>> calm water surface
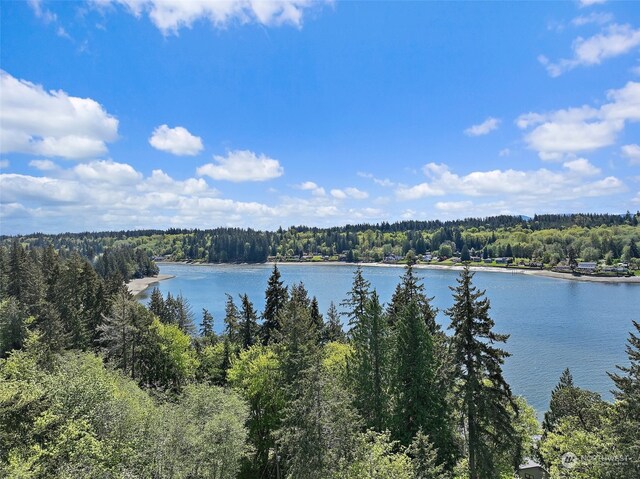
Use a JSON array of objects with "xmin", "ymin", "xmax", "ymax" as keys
[{"xmin": 140, "ymin": 262, "xmax": 639, "ymax": 415}]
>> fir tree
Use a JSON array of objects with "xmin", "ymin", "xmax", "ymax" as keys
[
  {"xmin": 341, "ymin": 266, "xmax": 371, "ymax": 329},
  {"xmin": 309, "ymin": 296, "xmax": 324, "ymax": 334},
  {"xmin": 261, "ymin": 264, "xmax": 288, "ymax": 345},
  {"xmin": 446, "ymin": 266, "xmax": 518, "ymax": 479},
  {"xmin": 200, "ymin": 308, "xmax": 215, "ymax": 341},
  {"xmin": 239, "ymin": 294, "xmax": 258, "ymax": 349},
  {"xmin": 148, "ymin": 287, "xmax": 165, "ymax": 319},
  {"xmin": 348, "ymin": 290, "xmax": 390, "ymax": 431},
  {"xmin": 406, "ymin": 429, "xmax": 449, "ymax": 479},
  {"xmin": 608, "ymin": 320, "xmax": 640, "ymax": 477},
  {"xmin": 322, "ymin": 301, "xmax": 345, "ymax": 343},
  {"xmin": 224, "ymin": 293, "xmax": 241, "ymax": 344}
]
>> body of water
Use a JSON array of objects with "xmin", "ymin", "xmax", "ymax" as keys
[{"xmin": 140, "ymin": 262, "xmax": 639, "ymax": 415}]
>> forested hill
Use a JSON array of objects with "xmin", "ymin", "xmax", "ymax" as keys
[{"xmin": 2, "ymin": 212, "xmax": 639, "ymax": 265}]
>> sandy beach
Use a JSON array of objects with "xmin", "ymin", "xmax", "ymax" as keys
[{"xmin": 127, "ymin": 274, "xmax": 175, "ymax": 296}]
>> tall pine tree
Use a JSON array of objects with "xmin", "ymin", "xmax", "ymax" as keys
[
  {"xmin": 446, "ymin": 266, "xmax": 518, "ymax": 479},
  {"xmin": 608, "ymin": 320, "xmax": 640, "ymax": 477},
  {"xmin": 239, "ymin": 294, "xmax": 258, "ymax": 350},
  {"xmin": 261, "ymin": 264, "xmax": 288, "ymax": 345}
]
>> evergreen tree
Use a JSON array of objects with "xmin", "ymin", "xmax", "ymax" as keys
[
  {"xmin": 0, "ymin": 298, "xmax": 27, "ymax": 357},
  {"xmin": 175, "ymin": 293, "xmax": 196, "ymax": 336},
  {"xmin": 148, "ymin": 287, "xmax": 165, "ymax": 319},
  {"xmin": 543, "ymin": 368, "xmax": 607, "ymax": 434},
  {"xmin": 461, "ymin": 245, "xmax": 470, "ymax": 262},
  {"xmin": 387, "ymin": 264, "xmax": 438, "ymax": 333},
  {"xmin": 278, "ymin": 357, "xmax": 360, "ymax": 479},
  {"xmin": 309, "ymin": 296, "xmax": 324, "ymax": 334},
  {"xmin": 239, "ymin": 294, "xmax": 259, "ymax": 349},
  {"xmin": 629, "ymin": 238, "xmax": 639, "ymax": 259},
  {"xmin": 201, "ymin": 308, "xmax": 215, "ymax": 340},
  {"xmin": 261, "ymin": 264, "xmax": 288, "ymax": 345},
  {"xmin": 608, "ymin": 320, "xmax": 640, "ymax": 477},
  {"xmin": 348, "ymin": 290, "xmax": 390, "ymax": 431},
  {"xmin": 406, "ymin": 430, "xmax": 449, "ymax": 479},
  {"xmin": 504, "ymin": 243, "xmax": 513, "ymax": 258},
  {"xmin": 322, "ymin": 301, "xmax": 345, "ymax": 343},
  {"xmin": 446, "ymin": 266, "xmax": 518, "ymax": 479},
  {"xmin": 341, "ymin": 266, "xmax": 371, "ymax": 329},
  {"xmin": 224, "ymin": 293, "xmax": 241, "ymax": 344}
]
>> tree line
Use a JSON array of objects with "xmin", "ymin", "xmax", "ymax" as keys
[
  {"xmin": 1, "ymin": 244, "xmax": 639, "ymax": 478},
  {"xmin": 3, "ymin": 212, "xmax": 639, "ymax": 267}
]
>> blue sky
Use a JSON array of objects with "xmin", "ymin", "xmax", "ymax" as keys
[{"xmin": 1, "ymin": 0, "xmax": 639, "ymax": 234}]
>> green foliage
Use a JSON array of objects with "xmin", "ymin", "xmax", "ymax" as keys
[
  {"xmin": 337, "ymin": 430, "xmax": 414, "ymax": 479},
  {"xmin": 261, "ymin": 265, "xmax": 287, "ymax": 345},
  {"xmin": 447, "ymin": 266, "xmax": 518, "ymax": 479},
  {"xmin": 228, "ymin": 345, "xmax": 284, "ymax": 477},
  {"xmin": 348, "ymin": 290, "xmax": 391, "ymax": 431}
]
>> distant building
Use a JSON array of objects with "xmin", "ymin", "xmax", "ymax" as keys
[
  {"xmin": 576, "ymin": 261, "xmax": 597, "ymax": 273},
  {"xmin": 517, "ymin": 458, "xmax": 549, "ymax": 479}
]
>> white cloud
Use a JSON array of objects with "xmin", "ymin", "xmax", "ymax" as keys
[
  {"xmin": 29, "ymin": 159, "xmax": 58, "ymax": 171},
  {"xmin": 357, "ymin": 172, "xmax": 396, "ymax": 187},
  {"xmin": 95, "ymin": 0, "xmax": 327, "ymax": 35},
  {"xmin": 541, "ymin": 24, "xmax": 640, "ymax": 76},
  {"xmin": 633, "ymin": 192, "xmax": 640, "ymax": 204},
  {"xmin": 330, "ymin": 187, "xmax": 369, "ymax": 200},
  {"xmin": 197, "ymin": 150, "xmax": 284, "ymax": 182},
  {"xmin": 621, "ymin": 144, "xmax": 640, "ymax": 165},
  {"xmin": 74, "ymin": 160, "xmax": 142, "ymax": 185},
  {"xmin": 0, "ymin": 160, "xmax": 9, "ymax": 169},
  {"xmin": 499, "ymin": 148, "xmax": 511, "ymax": 157},
  {"xmin": 297, "ymin": 181, "xmax": 326, "ymax": 196},
  {"xmin": 572, "ymin": 12, "xmax": 613, "ymax": 27},
  {"xmin": 435, "ymin": 201, "xmax": 473, "ymax": 212},
  {"xmin": 396, "ymin": 162, "xmax": 624, "ymax": 201},
  {"xmin": 578, "ymin": 0, "xmax": 607, "ymax": 7},
  {"xmin": 464, "ymin": 117, "xmax": 500, "ymax": 136},
  {"xmin": 0, "ymin": 70, "xmax": 118, "ymax": 159},
  {"xmin": 562, "ymin": 158, "xmax": 601, "ymax": 175},
  {"xmin": 149, "ymin": 124, "xmax": 203, "ymax": 156},
  {"xmin": 517, "ymin": 81, "xmax": 640, "ymax": 159}
]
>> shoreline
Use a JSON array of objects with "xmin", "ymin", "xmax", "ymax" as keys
[
  {"xmin": 127, "ymin": 274, "xmax": 175, "ymax": 296},
  {"xmin": 157, "ymin": 260, "xmax": 640, "ymax": 284},
  {"xmin": 274, "ymin": 262, "xmax": 640, "ymax": 283}
]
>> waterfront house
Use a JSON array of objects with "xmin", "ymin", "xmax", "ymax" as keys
[
  {"xmin": 517, "ymin": 459, "xmax": 549, "ymax": 479},
  {"xmin": 576, "ymin": 262, "xmax": 597, "ymax": 273}
]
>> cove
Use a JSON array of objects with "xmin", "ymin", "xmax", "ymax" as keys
[{"xmin": 139, "ymin": 262, "xmax": 639, "ymax": 415}]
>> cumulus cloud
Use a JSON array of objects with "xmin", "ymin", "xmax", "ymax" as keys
[
  {"xmin": 29, "ymin": 159, "xmax": 58, "ymax": 171},
  {"xmin": 540, "ymin": 24, "xmax": 640, "ymax": 76},
  {"xmin": 197, "ymin": 150, "xmax": 284, "ymax": 182},
  {"xmin": 297, "ymin": 181, "xmax": 326, "ymax": 196},
  {"xmin": 0, "ymin": 71, "xmax": 118, "ymax": 159},
  {"xmin": 464, "ymin": 117, "xmax": 500, "ymax": 136},
  {"xmin": 149, "ymin": 125, "xmax": 203, "ymax": 156},
  {"xmin": 330, "ymin": 187, "xmax": 369, "ymax": 200},
  {"xmin": 0, "ymin": 160, "xmax": 285, "ymax": 232},
  {"xmin": 396, "ymin": 162, "xmax": 623, "ymax": 201},
  {"xmin": 621, "ymin": 144, "xmax": 640, "ymax": 165},
  {"xmin": 517, "ymin": 81, "xmax": 640, "ymax": 159},
  {"xmin": 562, "ymin": 158, "xmax": 601, "ymax": 175},
  {"xmin": 74, "ymin": 160, "xmax": 142, "ymax": 185},
  {"xmin": 94, "ymin": 0, "xmax": 327, "ymax": 35}
]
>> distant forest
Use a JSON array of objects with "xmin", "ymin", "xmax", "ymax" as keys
[
  {"xmin": 3, "ymin": 213, "xmax": 639, "ymax": 267},
  {"xmin": 1, "ymin": 239, "xmax": 639, "ymax": 478}
]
